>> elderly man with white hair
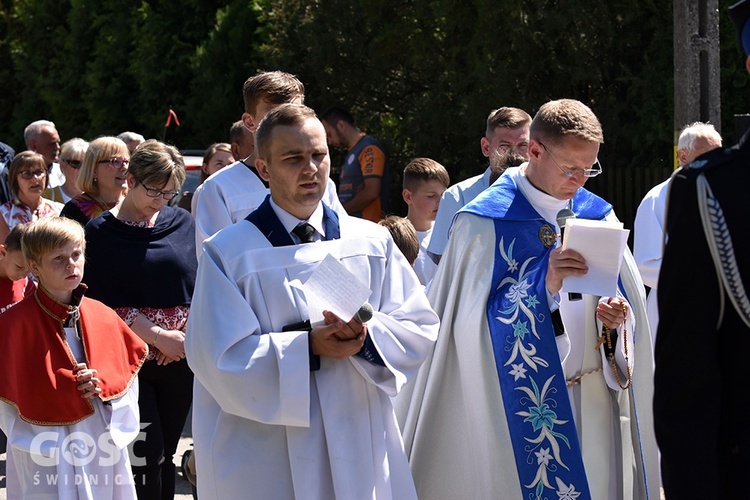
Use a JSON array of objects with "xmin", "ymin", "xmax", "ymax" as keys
[
  {"xmin": 24, "ymin": 119, "xmax": 65, "ymax": 189},
  {"xmin": 633, "ymin": 121, "xmax": 722, "ymax": 346}
]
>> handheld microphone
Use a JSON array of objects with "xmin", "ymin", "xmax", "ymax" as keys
[
  {"xmin": 335, "ymin": 303, "xmax": 374, "ymax": 343},
  {"xmin": 556, "ymin": 209, "xmax": 582, "ymax": 301},
  {"xmin": 353, "ymin": 302, "xmax": 374, "ymax": 324},
  {"xmin": 282, "ymin": 303, "xmax": 373, "ymax": 333}
]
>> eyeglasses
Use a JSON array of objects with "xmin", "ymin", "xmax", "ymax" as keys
[
  {"xmin": 539, "ymin": 141, "xmax": 602, "ymax": 179},
  {"xmin": 98, "ymin": 157, "xmax": 129, "ymax": 169},
  {"xmin": 62, "ymin": 158, "xmax": 82, "ymax": 169},
  {"xmin": 18, "ymin": 169, "xmax": 46, "ymax": 180},
  {"xmin": 136, "ymin": 178, "xmax": 179, "ymax": 201}
]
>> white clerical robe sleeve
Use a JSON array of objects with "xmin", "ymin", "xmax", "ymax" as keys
[
  {"xmin": 597, "ymin": 297, "xmax": 636, "ymax": 391},
  {"xmin": 186, "ymin": 243, "xmax": 311, "ymax": 427},
  {"xmin": 194, "ymin": 179, "xmax": 234, "ymax": 259},
  {"xmin": 348, "ymin": 237, "xmax": 439, "ymax": 397},
  {"xmin": 633, "ymin": 190, "xmax": 665, "ymax": 289}
]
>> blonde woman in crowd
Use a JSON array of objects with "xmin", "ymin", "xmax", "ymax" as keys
[{"xmin": 61, "ymin": 136, "xmax": 129, "ymax": 226}]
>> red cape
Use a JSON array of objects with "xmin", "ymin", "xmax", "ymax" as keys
[{"xmin": 0, "ymin": 285, "xmax": 148, "ymax": 425}]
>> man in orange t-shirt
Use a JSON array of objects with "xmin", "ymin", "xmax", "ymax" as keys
[{"xmin": 320, "ymin": 107, "xmax": 389, "ymax": 222}]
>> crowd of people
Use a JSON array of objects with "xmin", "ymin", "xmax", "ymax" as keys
[{"xmin": 0, "ymin": 2, "xmax": 749, "ymax": 499}]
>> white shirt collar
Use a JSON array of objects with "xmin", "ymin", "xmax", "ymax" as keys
[{"xmin": 268, "ymin": 197, "xmax": 326, "ymax": 242}]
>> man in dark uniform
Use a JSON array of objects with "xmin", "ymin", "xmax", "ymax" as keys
[{"xmin": 654, "ymin": 1, "xmax": 750, "ymax": 496}]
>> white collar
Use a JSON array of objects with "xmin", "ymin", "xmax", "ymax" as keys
[
  {"xmin": 269, "ymin": 198, "xmax": 326, "ymax": 241},
  {"xmin": 510, "ymin": 165, "xmax": 569, "ymax": 230}
]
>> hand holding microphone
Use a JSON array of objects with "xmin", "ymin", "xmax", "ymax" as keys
[{"xmin": 325, "ymin": 303, "xmax": 373, "ymax": 341}]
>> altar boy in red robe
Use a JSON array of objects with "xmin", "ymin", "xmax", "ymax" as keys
[{"xmin": 0, "ymin": 216, "xmax": 148, "ymax": 500}]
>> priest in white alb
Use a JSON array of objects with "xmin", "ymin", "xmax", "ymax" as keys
[{"xmin": 186, "ymin": 104, "xmax": 438, "ymax": 499}]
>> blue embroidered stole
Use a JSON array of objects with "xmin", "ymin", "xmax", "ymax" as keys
[
  {"xmin": 245, "ymin": 195, "xmax": 341, "ymax": 246},
  {"xmin": 461, "ymin": 174, "xmax": 611, "ymax": 499}
]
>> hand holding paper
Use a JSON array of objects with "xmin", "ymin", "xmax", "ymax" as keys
[
  {"xmin": 290, "ymin": 253, "xmax": 372, "ymax": 326},
  {"xmin": 560, "ymin": 218, "xmax": 630, "ymax": 297}
]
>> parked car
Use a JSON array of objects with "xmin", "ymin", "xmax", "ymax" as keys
[{"xmin": 173, "ymin": 150, "xmax": 204, "ymax": 208}]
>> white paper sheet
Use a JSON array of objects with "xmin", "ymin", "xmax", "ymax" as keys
[
  {"xmin": 561, "ymin": 218, "xmax": 630, "ymax": 297},
  {"xmin": 289, "ymin": 253, "xmax": 372, "ymax": 326}
]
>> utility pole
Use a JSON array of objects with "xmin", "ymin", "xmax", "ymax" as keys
[{"xmin": 674, "ymin": 0, "xmax": 721, "ymax": 167}]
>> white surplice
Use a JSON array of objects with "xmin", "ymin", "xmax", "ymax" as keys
[
  {"xmin": 399, "ymin": 166, "xmax": 659, "ymax": 500},
  {"xmin": 185, "ymin": 212, "xmax": 438, "ymax": 500},
  {"xmin": 194, "ymin": 161, "xmax": 346, "ymax": 258}
]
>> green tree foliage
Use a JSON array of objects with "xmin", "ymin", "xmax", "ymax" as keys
[
  {"xmin": 2, "ymin": 0, "xmax": 259, "ymax": 151},
  {"xmin": 0, "ymin": 0, "xmax": 18, "ymax": 143},
  {"xmin": 186, "ymin": 0, "xmax": 264, "ymax": 148},
  {"xmin": 0, "ymin": 0, "xmax": 741, "ymax": 223},
  {"xmin": 78, "ymin": 0, "xmax": 141, "ymax": 139},
  {"xmin": 259, "ymin": 0, "xmax": 673, "ymax": 214},
  {"xmin": 7, "ymin": 0, "xmax": 74, "ymax": 147},
  {"xmin": 720, "ymin": 0, "xmax": 750, "ymax": 144}
]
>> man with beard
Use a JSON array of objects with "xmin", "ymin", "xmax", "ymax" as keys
[
  {"xmin": 427, "ymin": 106, "xmax": 531, "ymax": 263},
  {"xmin": 320, "ymin": 107, "xmax": 390, "ymax": 222}
]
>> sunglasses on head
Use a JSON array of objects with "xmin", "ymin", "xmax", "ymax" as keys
[{"xmin": 62, "ymin": 158, "xmax": 82, "ymax": 169}]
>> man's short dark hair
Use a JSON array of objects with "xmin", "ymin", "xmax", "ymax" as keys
[
  {"xmin": 256, "ymin": 104, "xmax": 318, "ymax": 160},
  {"xmin": 230, "ymin": 120, "xmax": 248, "ymax": 144},
  {"xmin": 319, "ymin": 107, "xmax": 356, "ymax": 127},
  {"xmin": 242, "ymin": 71, "xmax": 305, "ymax": 116},
  {"xmin": 486, "ymin": 107, "xmax": 532, "ymax": 136}
]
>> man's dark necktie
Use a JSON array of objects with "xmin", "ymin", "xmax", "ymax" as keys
[{"xmin": 292, "ymin": 222, "xmax": 315, "ymax": 243}]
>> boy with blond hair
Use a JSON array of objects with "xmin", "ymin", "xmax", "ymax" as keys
[
  {"xmin": 0, "ymin": 217, "xmax": 148, "ymax": 499},
  {"xmin": 402, "ymin": 158, "xmax": 449, "ymax": 285}
]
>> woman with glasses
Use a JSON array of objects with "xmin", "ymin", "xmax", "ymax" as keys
[
  {"xmin": 44, "ymin": 138, "xmax": 88, "ymax": 204},
  {"xmin": 83, "ymin": 139, "xmax": 197, "ymax": 500},
  {"xmin": 61, "ymin": 136, "xmax": 129, "ymax": 226},
  {"xmin": 0, "ymin": 151, "xmax": 63, "ymax": 242}
]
